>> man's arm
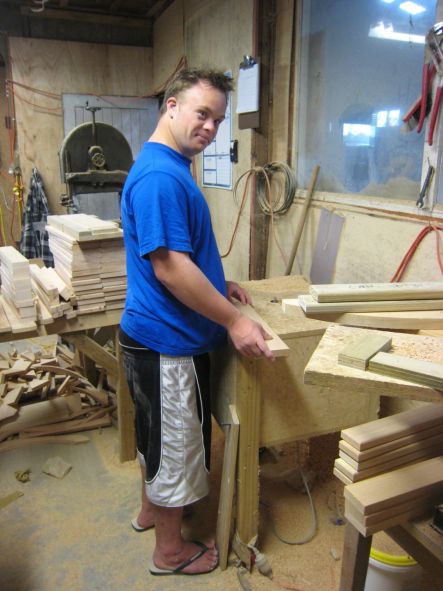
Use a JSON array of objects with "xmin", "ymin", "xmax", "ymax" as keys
[{"xmin": 149, "ymin": 248, "xmax": 274, "ymax": 359}]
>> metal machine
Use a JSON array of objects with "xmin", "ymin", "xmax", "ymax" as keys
[{"xmin": 58, "ymin": 105, "xmax": 133, "ymax": 212}]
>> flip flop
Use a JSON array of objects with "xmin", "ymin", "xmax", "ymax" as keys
[
  {"xmin": 131, "ymin": 518, "xmax": 153, "ymax": 532},
  {"xmin": 149, "ymin": 541, "xmax": 218, "ymax": 576}
]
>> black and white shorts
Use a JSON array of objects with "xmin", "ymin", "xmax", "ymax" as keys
[{"xmin": 120, "ymin": 329, "xmax": 212, "ymax": 507}]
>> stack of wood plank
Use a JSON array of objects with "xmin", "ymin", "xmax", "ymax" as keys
[
  {"xmin": 30, "ymin": 263, "xmax": 76, "ymax": 322},
  {"xmin": 282, "ymin": 282, "xmax": 443, "ymax": 331},
  {"xmin": 343, "ymin": 456, "xmax": 443, "ymax": 536},
  {"xmin": 334, "ymin": 405, "xmax": 443, "ymax": 535},
  {"xmin": 46, "ymin": 214, "xmax": 126, "ymax": 314},
  {"xmin": 334, "ymin": 404, "xmax": 443, "ymax": 485},
  {"xmin": 0, "ymin": 246, "xmax": 37, "ymax": 332},
  {"xmin": 0, "ymin": 339, "xmax": 115, "ymax": 452}
]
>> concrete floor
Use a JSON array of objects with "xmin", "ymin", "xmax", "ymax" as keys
[{"xmin": 0, "ymin": 425, "xmax": 439, "ymax": 591}]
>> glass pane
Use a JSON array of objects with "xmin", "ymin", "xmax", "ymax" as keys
[{"xmin": 297, "ymin": 0, "xmax": 437, "ymax": 199}]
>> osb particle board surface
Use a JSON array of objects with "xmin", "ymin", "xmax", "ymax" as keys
[
  {"xmin": 240, "ymin": 276, "xmax": 329, "ymax": 338},
  {"xmin": 304, "ymin": 324, "xmax": 443, "ymax": 403}
]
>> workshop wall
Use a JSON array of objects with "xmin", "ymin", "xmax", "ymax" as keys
[
  {"xmin": 153, "ymin": 0, "xmax": 255, "ymax": 281},
  {"xmin": 0, "ymin": 58, "xmax": 21, "ymax": 247},
  {"xmin": 153, "ymin": 0, "xmax": 443, "ymax": 285},
  {"xmin": 9, "ymin": 38, "xmax": 153, "ymax": 220}
]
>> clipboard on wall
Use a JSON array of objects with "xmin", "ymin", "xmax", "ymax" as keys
[{"xmin": 237, "ymin": 56, "xmax": 260, "ymax": 130}]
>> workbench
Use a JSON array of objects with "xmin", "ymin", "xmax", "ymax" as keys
[
  {"xmin": 210, "ymin": 276, "xmax": 380, "ymax": 561},
  {"xmin": 304, "ymin": 322, "xmax": 443, "ymax": 590}
]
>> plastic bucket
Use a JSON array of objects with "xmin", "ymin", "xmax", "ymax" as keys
[{"xmin": 364, "ymin": 548, "xmax": 423, "ymax": 591}]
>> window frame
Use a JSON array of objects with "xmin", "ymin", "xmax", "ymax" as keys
[{"xmin": 292, "ymin": 0, "xmax": 443, "ymax": 219}]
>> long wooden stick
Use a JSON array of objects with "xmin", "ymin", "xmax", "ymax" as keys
[{"xmin": 285, "ymin": 164, "xmax": 320, "ymax": 275}]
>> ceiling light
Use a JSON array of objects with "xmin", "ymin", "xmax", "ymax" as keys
[
  {"xmin": 381, "ymin": 0, "xmax": 395, "ymax": 3},
  {"xmin": 399, "ymin": 2, "xmax": 426, "ymax": 15},
  {"xmin": 369, "ymin": 22, "xmax": 425, "ymax": 43}
]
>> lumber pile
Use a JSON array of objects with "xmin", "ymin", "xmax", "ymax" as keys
[
  {"xmin": 0, "ymin": 246, "xmax": 37, "ymax": 332},
  {"xmin": 46, "ymin": 214, "xmax": 126, "ymax": 315},
  {"xmin": 334, "ymin": 405, "xmax": 443, "ymax": 535},
  {"xmin": 343, "ymin": 457, "xmax": 443, "ymax": 536},
  {"xmin": 0, "ymin": 339, "xmax": 115, "ymax": 451},
  {"xmin": 334, "ymin": 404, "xmax": 443, "ymax": 484},
  {"xmin": 283, "ymin": 282, "xmax": 443, "ymax": 330}
]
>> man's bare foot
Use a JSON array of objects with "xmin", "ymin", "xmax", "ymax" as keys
[
  {"xmin": 134, "ymin": 508, "xmax": 155, "ymax": 530},
  {"xmin": 134, "ymin": 505, "xmax": 193, "ymax": 531},
  {"xmin": 152, "ymin": 540, "xmax": 218, "ymax": 574}
]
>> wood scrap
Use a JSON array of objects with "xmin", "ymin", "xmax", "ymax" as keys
[
  {"xmin": 0, "ymin": 434, "xmax": 89, "ymax": 453},
  {"xmin": 0, "ymin": 340, "xmax": 116, "ymax": 448},
  {"xmin": 338, "ymin": 334, "xmax": 392, "ymax": 370},
  {"xmin": 368, "ymin": 352, "xmax": 443, "ymax": 390}
]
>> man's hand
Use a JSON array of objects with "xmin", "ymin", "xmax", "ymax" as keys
[
  {"xmin": 227, "ymin": 313, "xmax": 275, "ymax": 360},
  {"xmin": 226, "ymin": 281, "xmax": 252, "ymax": 305}
]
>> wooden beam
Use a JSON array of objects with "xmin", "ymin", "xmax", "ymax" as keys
[
  {"xmin": 248, "ymin": 0, "xmax": 276, "ymax": 280},
  {"xmin": 20, "ymin": 6, "xmax": 151, "ymax": 28},
  {"xmin": 216, "ymin": 405, "xmax": 239, "ymax": 571},
  {"xmin": 62, "ymin": 333, "xmax": 118, "ymax": 377}
]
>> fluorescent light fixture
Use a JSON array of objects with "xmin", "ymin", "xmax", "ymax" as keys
[
  {"xmin": 369, "ymin": 21, "xmax": 425, "ymax": 44},
  {"xmin": 399, "ymin": 1, "xmax": 426, "ymax": 15},
  {"xmin": 381, "ymin": 0, "xmax": 395, "ymax": 3}
]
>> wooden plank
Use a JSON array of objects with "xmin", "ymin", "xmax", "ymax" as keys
[
  {"xmin": 343, "ymin": 456, "xmax": 443, "ymax": 515},
  {"xmin": 369, "ymin": 352, "xmax": 443, "ymax": 390},
  {"xmin": 216, "ymin": 405, "xmax": 240, "ymax": 571},
  {"xmin": 0, "ymin": 401, "xmax": 18, "ymax": 422},
  {"xmin": 347, "ymin": 495, "xmax": 442, "ymax": 529},
  {"xmin": 283, "ymin": 299, "xmax": 443, "ymax": 330},
  {"xmin": 341, "ymin": 404, "xmax": 443, "ymax": 451},
  {"xmin": 298, "ymin": 294, "xmax": 443, "ymax": 315},
  {"xmin": 339, "ymin": 422, "xmax": 443, "ymax": 461},
  {"xmin": 339, "ymin": 430, "xmax": 443, "ymax": 470},
  {"xmin": 310, "ymin": 282, "xmax": 443, "ymax": 303},
  {"xmin": 338, "ymin": 334, "xmax": 392, "ymax": 370},
  {"xmin": 0, "ymin": 393, "xmax": 82, "ymax": 441},
  {"xmin": 0, "ymin": 295, "xmax": 37, "ymax": 333},
  {"xmin": 0, "ymin": 299, "xmax": 11, "ymax": 334},
  {"xmin": 0, "ymin": 434, "xmax": 89, "ymax": 453},
  {"xmin": 335, "ymin": 438, "xmax": 443, "ymax": 481},
  {"xmin": 235, "ymin": 303, "xmax": 290, "ymax": 357},
  {"xmin": 304, "ymin": 324, "xmax": 443, "ymax": 404},
  {"xmin": 344, "ymin": 497, "xmax": 436, "ymax": 536}
]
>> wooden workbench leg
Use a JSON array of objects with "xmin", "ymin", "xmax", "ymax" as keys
[
  {"xmin": 115, "ymin": 327, "xmax": 135, "ymax": 462},
  {"xmin": 339, "ymin": 522, "xmax": 372, "ymax": 591},
  {"xmin": 234, "ymin": 357, "xmax": 260, "ymax": 564}
]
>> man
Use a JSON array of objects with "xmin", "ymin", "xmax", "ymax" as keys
[{"xmin": 120, "ymin": 67, "xmax": 273, "ymax": 576}]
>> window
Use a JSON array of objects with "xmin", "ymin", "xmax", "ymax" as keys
[{"xmin": 297, "ymin": 0, "xmax": 438, "ymax": 201}]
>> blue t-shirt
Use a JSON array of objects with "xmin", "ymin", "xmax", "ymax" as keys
[{"xmin": 120, "ymin": 142, "xmax": 227, "ymax": 356}]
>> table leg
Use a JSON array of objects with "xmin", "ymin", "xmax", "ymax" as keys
[
  {"xmin": 339, "ymin": 522, "xmax": 372, "ymax": 591},
  {"xmin": 234, "ymin": 357, "xmax": 260, "ymax": 565},
  {"xmin": 115, "ymin": 327, "xmax": 135, "ymax": 462}
]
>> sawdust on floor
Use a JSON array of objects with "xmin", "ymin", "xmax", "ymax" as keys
[{"xmin": 0, "ymin": 424, "xmax": 440, "ymax": 591}]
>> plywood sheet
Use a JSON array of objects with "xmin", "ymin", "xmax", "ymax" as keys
[{"xmin": 304, "ymin": 324, "xmax": 443, "ymax": 404}]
